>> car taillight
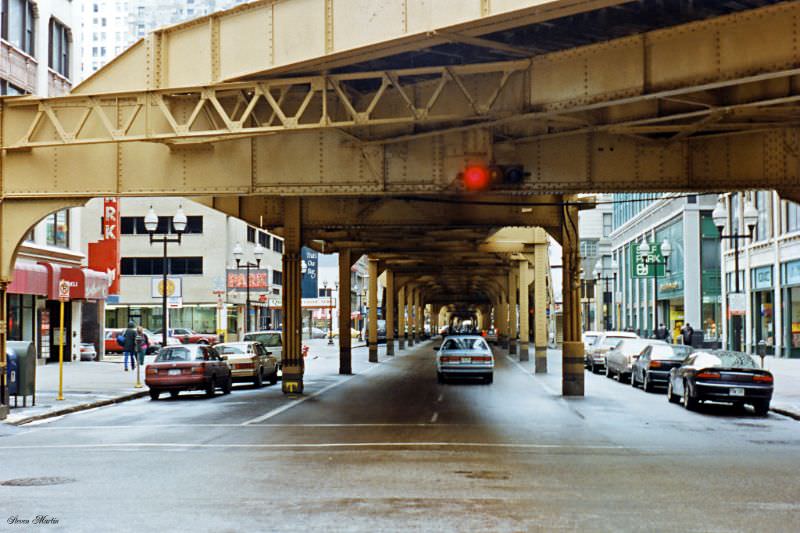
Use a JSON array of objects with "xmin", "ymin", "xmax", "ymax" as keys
[
  {"xmin": 192, "ymin": 365, "xmax": 205, "ymax": 374},
  {"xmin": 473, "ymin": 356, "xmax": 492, "ymax": 362},
  {"xmin": 441, "ymin": 356, "xmax": 453, "ymax": 363},
  {"xmin": 649, "ymin": 361, "xmax": 662, "ymax": 368},
  {"xmin": 696, "ymin": 371, "xmax": 721, "ymax": 379},
  {"xmin": 753, "ymin": 374, "xmax": 773, "ymax": 383}
]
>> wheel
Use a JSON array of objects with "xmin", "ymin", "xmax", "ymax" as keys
[
  {"xmin": 169, "ymin": 390, "xmax": 180, "ymax": 399},
  {"xmin": 149, "ymin": 389, "xmax": 160, "ymax": 401},
  {"xmin": 206, "ymin": 376, "xmax": 216, "ymax": 397},
  {"xmin": 667, "ymin": 381, "xmax": 679, "ymax": 404},
  {"xmin": 485, "ymin": 373, "xmax": 493, "ymax": 384},
  {"xmin": 222, "ymin": 374, "xmax": 232, "ymax": 395},
  {"xmin": 268, "ymin": 368, "xmax": 279, "ymax": 385},
  {"xmin": 643, "ymin": 372, "xmax": 653, "ymax": 393},
  {"xmin": 682, "ymin": 380, "xmax": 698, "ymax": 411},
  {"xmin": 437, "ymin": 371, "xmax": 445, "ymax": 384},
  {"xmin": 752, "ymin": 400, "xmax": 770, "ymax": 417},
  {"xmin": 619, "ymin": 372, "xmax": 630, "ymax": 384},
  {"xmin": 253, "ymin": 367, "xmax": 263, "ymax": 388},
  {"xmin": 630, "ymin": 370, "xmax": 638, "ymax": 388}
]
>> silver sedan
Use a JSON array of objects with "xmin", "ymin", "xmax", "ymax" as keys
[
  {"xmin": 605, "ymin": 338, "xmax": 667, "ymax": 383},
  {"xmin": 435, "ymin": 336, "xmax": 494, "ymax": 384}
]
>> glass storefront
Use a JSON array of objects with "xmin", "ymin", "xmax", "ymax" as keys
[
  {"xmin": 782, "ymin": 260, "xmax": 800, "ymax": 358},
  {"xmin": 107, "ymin": 304, "xmax": 223, "ymax": 334},
  {"xmin": 7, "ymin": 294, "xmax": 36, "ymax": 341},
  {"xmin": 700, "ymin": 215, "xmax": 722, "ymax": 345},
  {"xmin": 655, "ymin": 218, "xmax": 684, "ymax": 335},
  {"xmin": 751, "ymin": 266, "xmax": 774, "ymax": 355}
]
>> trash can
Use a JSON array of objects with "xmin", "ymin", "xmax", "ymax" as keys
[
  {"xmin": 7, "ymin": 341, "xmax": 36, "ymax": 406},
  {"xmin": 6, "ymin": 350, "xmax": 18, "ymax": 396}
]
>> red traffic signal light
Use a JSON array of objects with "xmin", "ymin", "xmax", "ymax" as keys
[
  {"xmin": 462, "ymin": 165, "xmax": 492, "ymax": 190},
  {"xmin": 461, "ymin": 164, "xmax": 529, "ymax": 190}
]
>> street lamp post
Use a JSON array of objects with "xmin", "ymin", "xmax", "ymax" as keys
[
  {"xmin": 594, "ymin": 258, "xmax": 618, "ymax": 331},
  {"xmin": 644, "ymin": 239, "xmax": 671, "ymax": 336},
  {"xmin": 233, "ymin": 242, "xmax": 265, "ymax": 333},
  {"xmin": 712, "ymin": 197, "xmax": 758, "ymax": 352},
  {"xmin": 144, "ymin": 205, "xmax": 187, "ymax": 349}
]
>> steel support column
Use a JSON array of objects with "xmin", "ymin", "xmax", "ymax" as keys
[
  {"xmin": 281, "ymin": 198, "xmax": 304, "ymax": 394},
  {"xmin": 497, "ymin": 300, "xmax": 507, "ymax": 348},
  {"xmin": 386, "ymin": 270, "xmax": 395, "ymax": 356},
  {"xmin": 368, "ymin": 258, "xmax": 379, "ymax": 363},
  {"xmin": 562, "ymin": 203, "xmax": 584, "ymax": 396},
  {"xmin": 518, "ymin": 260, "xmax": 530, "ymax": 362},
  {"xmin": 415, "ymin": 291, "xmax": 422, "ymax": 344},
  {"xmin": 534, "ymin": 242, "xmax": 548, "ymax": 374},
  {"xmin": 508, "ymin": 270, "xmax": 517, "ymax": 356},
  {"xmin": 398, "ymin": 286, "xmax": 406, "ymax": 350},
  {"xmin": 338, "ymin": 249, "xmax": 352, "ymax": 375},
  {"xmin": 408, "ymin": 288, "xmax": 416, "ymax": 347}
]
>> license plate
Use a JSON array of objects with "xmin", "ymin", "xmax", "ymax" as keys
[
  {"xmin": 461, "ymin": 357, "xmax": 471, "ymax": 363},
  {"xmin": 168, "ymin": 369, "xmax": 181, "ymax": 376},
  {"xmin": 730, "ymin": 387, "xmax": 745, "ymax": 397}
]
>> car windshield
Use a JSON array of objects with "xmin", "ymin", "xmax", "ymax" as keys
[
  {"xmin": 217, "ymin": 345, "xmax": 247, "ymax": 354},
  {"xmin": 155, "ymin": 347, "xmax": 193, "ymax": 362},
  {"xmin": 441, "ymin": 338, "xmax": 490, "ymax": 351},
  {"xmin": 651, "ymin": 344, "xmax": 693, "ymax": 360},
  {"xmin": 619, "ymin": 340, "xmax": 654, "ymax": 355},
  {"xmin": 244, "ymin": 332, "xmax": 281, "ymax": 347},
  {"xmin": 604, "ymin": 337, "xmax": 625, "ymax": 349},
  {"xmin": 694, "ymin": 351, "xmax": 758, "ymax": 369}
]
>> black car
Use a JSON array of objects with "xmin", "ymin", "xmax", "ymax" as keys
[
  {"xmin": 666, "ymin": 350, "xmax": 773, "ymax": 416},
  {"xmin": 631, "ymin": 344, "xmax": 694, "ymax": 392}
]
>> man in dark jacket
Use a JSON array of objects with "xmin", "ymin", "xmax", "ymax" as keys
[
  {"xmin": 122, "ymin": 320, "xmax": 137, "ymax": 371},
  {"xmin": 681, "ymin": 323, "xmax": 694, "ymax": 346},
  {"xmin": 655, "ymin": 323, "xmax": 669, "ymax": 341}
]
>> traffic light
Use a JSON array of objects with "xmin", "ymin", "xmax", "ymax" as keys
[{"xmin": 460, "ymin": 164, "xmax": 530, "ymax": 190}]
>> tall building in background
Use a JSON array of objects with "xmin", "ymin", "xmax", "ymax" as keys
[{"xmin": 79, "ymin": 0, "xmax": 249, "ymax": 80}]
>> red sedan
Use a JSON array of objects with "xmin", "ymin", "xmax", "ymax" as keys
[
  {"xmin": 145, "ymin": 344, "xmax": 232, "ymax": 400},
  {"xmin": 159, "ymin": 328, "xmax": 219, "ymax": 345}
]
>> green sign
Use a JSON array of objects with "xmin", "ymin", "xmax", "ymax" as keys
[{"xmin": 629, "ymin": 242, "xmax": 666, "ymax": 278}]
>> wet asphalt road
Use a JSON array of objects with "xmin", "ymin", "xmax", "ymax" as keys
[{"xmin": 1, "ymin": 339, "xmax": 799, "ymax": 532}]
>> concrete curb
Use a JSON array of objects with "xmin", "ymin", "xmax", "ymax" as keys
[
  {"xmin": 6, "ymin": 391, "xmax": 149, "ymax": 426},
  {"xmin": 771, "ymin": 406, "xmax": 800, "ymax": 421}
]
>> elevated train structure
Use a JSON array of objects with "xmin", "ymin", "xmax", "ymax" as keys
[{"xmin": 1, "ymin": 0, "xmax": 799, "ymax": 411}]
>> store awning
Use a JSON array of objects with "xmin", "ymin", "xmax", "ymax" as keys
[
  {"xmin": 38, "ymin": 263, "xmax": 109, "ymax": 301},
  {"xmin": 7, "ymin": 261, "xmax": 49, "ymax": 296}
]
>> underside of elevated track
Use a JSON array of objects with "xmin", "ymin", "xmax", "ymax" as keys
[{"xmin": 2, "ymin": 0, "xmax": 800, "ymax": 408}]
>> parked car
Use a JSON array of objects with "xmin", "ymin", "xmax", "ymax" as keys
[
  {"xmin": 104, "ymin": 328, "xmax": 180, "ymax": 354},
  {"xmin": 485, "ymin": 328, "xmax": 498, "ymax": 344},
  {"xmin": 582, "ymin": 330, "xmax": 601, "ymax": 351},
  {"xmin": 666, "ymin": 350, "xmax": 774, "ymax": 415},
  {"xmin": 331, "ymin": 328, "xmax": 361, "ymax": 339},
  {"xmin": 156, "ymin": 328, "xmax": 218, "ymax": 345},
  {"xmin": 214, "ymin": 341, "xmax": 278, "ymax": 387},
  {"xmin": 435, "ymin": 335, "xmax": 494, "ymax": 384},
  {"xmin": 631, "ymin": 344, "xmax": 694, "ymax": 392},
  {"xmin": 585, "ymin": 331, "xmax": 639, "ymax": 373},
  {"xmin": 242, "ymin": 330, "xmax": 310, "ymax": 368},
  {"xmin": 79, "ymin": 343, "xmax": 97, "ymax": 361},
  {"xmin": 605, "ymin": 338, "xmax": 667, "ymax": 383},
  {"xmin": 361, "ymin": 320, "xmax": 387, "ymax": 343},
  {"xmin": 145, "ymin": 344, "xmax": 232, "ymax": 400},
  {"xmin": 303, "ymin": 327, "xmax": 327, "ymax": 339}
]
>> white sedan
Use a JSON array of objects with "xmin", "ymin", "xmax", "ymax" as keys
[
  {"xmin": 435, "ymin": 335, "xmax": 494, "ymax": 384},
  {"xmin": 214, "ymin": 341, "xmax": 278, "ymax": 387}
]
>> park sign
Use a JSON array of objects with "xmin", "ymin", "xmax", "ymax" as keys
[{"xmin": 629, "ymin": 242, "xmax": 666, "ymax": 279}]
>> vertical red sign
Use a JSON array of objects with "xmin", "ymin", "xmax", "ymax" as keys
[{"xmin": 87, "ymin": 197, "xmax": 121, "ymax": 295}]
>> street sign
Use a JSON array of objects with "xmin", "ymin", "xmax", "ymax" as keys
[
  {"xmin": 728, "ymin": 292, "xmax": 746, "ymax": 316},
  {"xmin": 629, "ymin": 243, "xmax": 666, "ymax": 278},
  {"xmin": 57, "ymin": 279, "xmax": 70, "ymax": 301}
]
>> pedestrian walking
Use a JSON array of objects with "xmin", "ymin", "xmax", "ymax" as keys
[
  {"xmin": 135, "ymin": 326, "xmax": 148, "ymax": 367},
  {"xmin": 122, "ymin": 320, "xmax": 137, "ymax": 371},
  {"xmin": 681, "ymin": 322, "xmax": 694, "ymax": 346},
  {"xmin": 655, "ymin": 323, "xmax": 669, "ymax": 341}
]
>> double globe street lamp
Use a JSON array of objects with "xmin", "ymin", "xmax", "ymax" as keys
[
  {"xmin": 232, "ymin": 242, "xmax": 265, "ymax": 332},
  {"xmin": 593, "ymin": 258, "xmax": 618, "ymax": 331},
  {"xmin": 144, "ymin": 205, "xmax": 187, "ymax": 350},
  {"xmin": 712, "ymin": 197, "xmax": 759, "ymax": 352}
]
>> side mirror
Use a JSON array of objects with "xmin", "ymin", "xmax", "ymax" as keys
[{"xmin": 433, "ymin": 345, "xmax": 441, "ymax": 351}]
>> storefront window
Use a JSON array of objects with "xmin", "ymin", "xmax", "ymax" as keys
[
  {"xmin": 787, "ymin": 287, "xmax": 800, "ymax": 355},
  {"xmin": 45, "ymin": 209, "xmax": 70, "ymax": 248}
]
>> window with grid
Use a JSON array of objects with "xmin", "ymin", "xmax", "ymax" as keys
[
  {"xmin": 4, "ymin": 0, "xmax": 36, "ymax": 55},
  {"xmin": 49, "ymin": 18, "xmax": 70, "ymax": 78}
]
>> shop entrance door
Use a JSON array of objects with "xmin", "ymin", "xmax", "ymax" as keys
[{"xmin": 46, "ymin": 300, "xmax": 72, "ymax": 363}]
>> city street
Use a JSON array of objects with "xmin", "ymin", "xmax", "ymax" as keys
[{"xmin": 1, "ymin": 340, "xmax": 799, "ymax": 532}]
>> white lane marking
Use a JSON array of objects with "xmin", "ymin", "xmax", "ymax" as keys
[
  {"xmin": 437, "ymin": 393, "xmax": 444, "ymax": 402},
  {"xmin": 505, "ymin": 355, "xmax": 560, "ymax": 396},
  {"xmin": 240, "ymin": 364, "xmax": 382, "ymax": 426},
  {"xmin": 26, "ymin": 423, "xmax": 460, "ymax": 430},
  {"xmin": 0, "ymin": 442, "xmax": 625, "ymax": 451},
  {"xmin": 430, "ymin": 412, "xmax": 439, "ymax": 423}
]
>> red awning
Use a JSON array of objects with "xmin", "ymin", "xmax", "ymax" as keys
[
  {"xmin": 7, "ymin": 261, "xmax": 49, "ymax": 296},
  {"xmin": 38, "ymin": 263, "xmax": 110, "ymax": 301}
]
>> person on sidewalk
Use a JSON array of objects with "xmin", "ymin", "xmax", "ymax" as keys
[
  {"xmin": 122, "ymin": 321, "xmax": 137, "ymax": 371},
  {"xmin": 655, "ymin": 323, "xmax": 670, "ymax": 342},
  {"xmin": 135, "ymin": 326, "xmax": 149, "ymax": 368},
  {"xmin": 681, "ymin": 323, "xmax": 694, "ymax": 347}
]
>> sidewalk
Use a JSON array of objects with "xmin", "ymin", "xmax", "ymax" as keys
[{"xmin": 3, "ymin": 358, "xmax": 150, "ymax": 425}]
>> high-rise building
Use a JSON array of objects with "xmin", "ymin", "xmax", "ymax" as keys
[{"xmin": 79, "ymin": 0, "xmax": 249, "ymax": 80}]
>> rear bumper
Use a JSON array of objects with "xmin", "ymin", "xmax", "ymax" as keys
[
  {"xmin": 439, "ymin": 365, "xmax": 493, "ymax": 375},
  {"xmin": 231, "ymin": 368, "xmax": 257, "ymax": 380},
  {"xmin": 694, "ymin": 381, "xmax": 773, "ymax": 403},
  {"xmin": 145, "ymin": 375, "xmax": 208, "ymax": 391},
  {"xmin": 646, "ymin": 370, "xmax": 671, "ymax": 383}
]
